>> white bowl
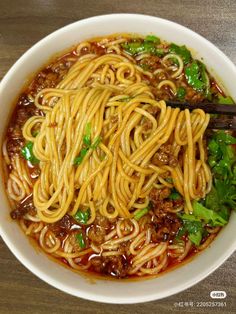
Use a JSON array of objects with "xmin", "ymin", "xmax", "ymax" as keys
[{"xmin": 0, "ymin": 14, "xmax": 236, "ymax": 304}]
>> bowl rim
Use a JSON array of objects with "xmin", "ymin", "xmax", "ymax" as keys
[{"xmin": 0, "ymin": 13, "xmax": 236, "ymax": 304}]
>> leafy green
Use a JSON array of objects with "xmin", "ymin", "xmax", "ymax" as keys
[
  {"xmin": 134, "ymin": 203, "xmax": 151, "ymax": 220},
  {"xmin": 185, "ymin": 61, "xmax": 205, "ymax": 91},
  {"xmin": 215, "ymin": 179, "xmax": 236, "ymax": 210},
  {"xmin": 188, "ymin": 231, "xmax": 202, "ymax": 246},
  {"xmin": 122, "ymin": 35, "xmax": 164, "ymax": 57},
  {"xmin": 83, "ymin": 123, "xmax": 91, "ymax": 146},
  {"xmin": 122, "ymin": 42, "xmax": 142, "ymax": 55},
  {"xmin": 213, "ymin": 131, "xmax": 236, "ymax": 145},
  {"xmin": 207, "ymin": 131, "xmax": 236, "ymax": 179},
  {"xmin": 192, "ymin": 201, "xmax": 227, "ymax": 227},
  {"xmin": 169, "ymin": 188, "xmax": 182, "ymax": 200},
  {"xmin": 154, "ymin": 48, "xmax": 164, "ymax": 57},
  {"xmin": 134, "ymin": 207, "xmax": 149, "ymax": 220},
  {"xmin": 21, "ymin": 141, "xmax": 39, "ymax": 164},
  {"xmin": 176, "ymin": 87, "xmax": 186, "ymax": 99},
  {"xmin": 74, "ymin": 124, "xmax": 102, "ymax": 165},
  {"xmin": 74, "ymin": 208, "xmax": 90, "ymax": 224},
  {"xmin": 145, "ymin": 35, "xmax": 160, "ymax": 44},
  {"xmin": 177, "ymin": 200, "xmax": 228, "ymax": 246},
  {"xmin": 205, "ymin": 130, "xmax": 236, "ymax": 222},
  {"xmin": 198, "ymin": 61, "xmax": 211, "ymax": 99},
  {"xmin": 205, "ymin": 185, "xmax": 220, "ymax": 212},
  {"xmin": 169, "ymin": 43, "xmax": 191, "ymax": 64},
  {"xmin": 218, "ymin": 95, "xmax": 234, "ymax": 105},
  {"xmin": 185, "ymin": 60, "xmax": 211, "ymax": 98},
  {"xmin": 75, "ymin": 233, "xmax": 86, "ymax": 249},
  {"xmin": 177, "ymin": 216, "xmax": 203, "ymax": 246},
  {"xmin": 74, "ymin": 147, "xmax": 89, "ymax": 165}
]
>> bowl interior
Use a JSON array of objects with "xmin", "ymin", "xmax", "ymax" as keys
[{"xmin": 0, "ymin": 14, "xmax": 236, "ymax": 304}]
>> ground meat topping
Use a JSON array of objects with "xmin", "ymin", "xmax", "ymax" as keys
[
  {"xmin": 48, "ymin": 214, "xmax": 75, "ymax": 238},
  {"xmin": 7, "ymin": 138, "xmax": 24, "ymax": 156},
  {"xmin": 10, "ymin": 195, "xmax": 35, "ymax": 219},
  {"xmin": 139, "ymin": 55, "xmax": 160, "ymax": 71},
  {"xmin": 142, "ymin": 118, "xmax": 153, "ymax": 131},
  {"xmin": 93, "ymin": 213, "xmax": 111, "ymax": 229},
  {"xmin": 150, "ymin": 212, "xmax": 182, "ymax": 242},
  {"xmin": 152, "ymin": 144, "xmax": 178, "ymax": 167},
  {"xmin": 90, "ymin": 42, "xmax": 106, "ymax": 56},
  {"xmin": 88, "ymin": 225, "xmax": 106, "ymax": 245},
  {"xmin": 148, "ymin": 187, "xmax": 183, "ymax": 242},
  {"xmin": 90, "ymin": 255, "xmax": 128, "ymax": 278},
  {"xmin": 146, "ymin": 105, "xmax": 160, "ymax": 116},
  {"xmin": 150, "ymin": 187, "xmax": 171, "ymax": 202},
  {"xmin": 88, "ymin": 213, "xmax": 113, "ymax": 245}
]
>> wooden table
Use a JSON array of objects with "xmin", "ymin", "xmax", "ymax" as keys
[{"xmin": 0, "ymin": 1, "xmax": 236, "ymax": 313}]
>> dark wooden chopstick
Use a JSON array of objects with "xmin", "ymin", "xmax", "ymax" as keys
[
  {"xmin": 207, "ymin": 118, "xmax": 236, "ymax": 130},
  {"xmin": 166, "ymin": 100, "xmax": 236, "ymax": 115},
  {"xmin": 165, "ymin": 100, "xmax": 236, "ymax": 130}
]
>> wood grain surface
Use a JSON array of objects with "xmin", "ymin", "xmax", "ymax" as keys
[{"xmin": 0, "ymin": 1, "xmax": 236, "ymax": 313}]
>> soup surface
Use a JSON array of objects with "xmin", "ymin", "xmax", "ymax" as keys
[{"xmin": 2, "ymin": 34, "xmax": 235, "ymax": 278}]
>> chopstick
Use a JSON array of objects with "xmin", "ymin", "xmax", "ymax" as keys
[
  {"xmin": 165, "ymin": 100, "xmax": 236, "ymax": 130},
  {"xmin": 166, "ymin": 100, "xmax": 236, "ymax": 115},
  {"xmin": 208, "ymin": 118, "xmax": 236, "ymax": 130}
]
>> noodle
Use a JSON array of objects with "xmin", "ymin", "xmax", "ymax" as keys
[
  {"xmin": 3, "ymin": 33, "xmax": 227, "ymax": 279},
  {"xmin": 19, "ymin": 52, "xmax": 211, "ymax": 223}
]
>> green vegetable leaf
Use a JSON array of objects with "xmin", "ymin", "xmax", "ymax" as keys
[
  {"xmin": 155, "ymin": 48, "xmax": 164, "ymax": 57},
  {"xmin": 176, "ymin": 87, "xmax": 186, "ymax": 99},
  {"xmin": 208, "ymin": 139, "xmax": 220, "ymax": 156},
  {"xmin": 83, "ymin": 123, "xmax": 91, "ymax": 146},
  {"xmin": 74, "ymin": 147, "xmax": 89, "ymax": 165},
  {"xmin": 178, "ymin": 198, "xmax": 229, "ymax": 246},
  {"xmin": 198, "ymin": 61, "xmax": 211, "ymax": 99},
  {"xmin": 144, "ymin": 35, "xmax": 160, "ymax": 44},
  {"xmin": 169, "ymin": 43, "xmax": 191, "ymax": 64},
  {"xmin": 122, "ymin": 42, "xmax": 146, "ymax": 55},
  {"xmin": 214, "ymin": 131, "xmax": 236, "ymax": 145},
  {"xmin": 192, "ymin": 201, "xmax": 227, "ymax": 226},
  {"xmin": 206, "ymin": 129, "xmax": 236, "ymax": 218},
  {"xmin": 21, "ymin": 141, "xmax": 39, "ymax": 164},
  {"xmin": 134, "ymin": 204, "xmax": 151, "ymax": 220},
  {"xmin": 218, "ymin": 95, "xmax": 234, "ymax": 105},
  {"xmin": 134, "ymin": 208, "xmax": 149, "ymax": 220},
  {"xmin": 214, "ymin": 179, "xmax": 236, "ymax": 210},
  {"xmin": 169, "ymin": 188, "xmax": 182, "ymax": 200},
  {"xmin": 75, "ymin": 233, "xmax": 86, "ymax": 248},
  {"xmin": 205, "ymin": 185, "xmax": 220, "ymax": 212},
  {"xmin": 74, "ymin": 208, "xmax": 90, "ymax": 224},
  {"xmin": 185, "ymin": 60, "xmax": 211, "ymax": 99},
  {"xmin": 208, "ymin": 131, "xmax": 236, "ymax": 181},
  {"xmin": 185, "ymin": 61, "xmax": 206, "ymax": 92},
  {"xmin": 177, "ymin": 216, "xmax": 203, "ymax": 246},
  {"xmin": 122, "ymin": 38, "xmax": 163, "ymax": 56},
  {"xmin": 189, "ymin": 230, "xmax": 202, "ymax": 246},
  {"xmin": 74, "ymin": 122, "xmax": 102, "ymax": 165}
]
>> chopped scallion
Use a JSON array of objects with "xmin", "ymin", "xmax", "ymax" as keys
[
  {"xmin": 21, "ymin": 141, "xmax": 39, "ymax": 164},
  {"xmin": 134, "ymin": 207, "xmax": 149, "ymax": 220},
  {"xmin": 75, "ymin": 233, "xmax": 86, "ymax": 248},
  {"xmin": 74, "ymin": 208, "xmax": 90, "ymax": 224}
]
